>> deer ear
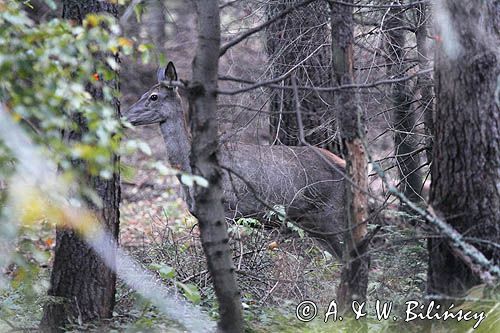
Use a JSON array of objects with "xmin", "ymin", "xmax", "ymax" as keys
[{"xmin": 165, "ymin": 61, "xmax": 177, "ymax": 81}]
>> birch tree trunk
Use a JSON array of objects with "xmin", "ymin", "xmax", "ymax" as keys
[{"xmin": 188, "ymin": 1, "xmax": 244, "ymax": 331}]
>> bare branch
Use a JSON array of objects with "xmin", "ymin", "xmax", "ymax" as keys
[
  {"xmin": 219, "ymin": 0, "xmax": 240, "ymax": 10},
  {"xmin": 329, "ymin": 0, "xmax": 428, "ymax": 9},
  {"xmin": 217, "ymin": 68, "xmax": 433, "ymax": 95},
  {"xmin": 381, "ymin": 176, "xmax": 500, "ymax": 283},
  {"xmin": 119, "ymin": 0, "xmax": 142, "ymax": 26},
  {"xmin": 219, "ymin": 0, "xmax": 317, "ymax": 57}
]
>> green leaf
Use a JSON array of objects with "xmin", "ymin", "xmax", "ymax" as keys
[
  {"xmin": 149, "ymin": 263, "xmax": 175, "ymax": 280},
  {"xmin": 141, "ymin": 49, "xmax": 150, "ymax": 64},
  {"xmin": 264, "ymin": 204, "xmax": 286, "ymax": 222},
  {"xmin": 159, "ymin": 266, "xmax": 175, "ymax": 279},
  {"xmin": 287, "ymin": 222, "xmax": 305, "ymax": 238},
  {"xmin": 158, "ymin": 53, "xmax": 167, "ymax": 67},
  {"xmin": 133, "ymin": 3, "xmax": 144, "ymax": 23},
  {"xmin": 32, "ymin": 249, "xmax": 50, "ymax": 264},
  {"xmin": 236, "ymin": 217, "xmax": 260, "ymax": 228},
  {"xmin": 176, "ymin": 282, "xmax": 201, "ymax": 304}
]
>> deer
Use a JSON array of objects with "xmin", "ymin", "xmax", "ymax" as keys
[{"xmin": 124, "ymin": 62, "xmax": 347, "ymax": 258}]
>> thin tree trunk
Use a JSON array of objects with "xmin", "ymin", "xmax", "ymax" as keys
[
  {"xmin": 266, "ymin": 0, "xmax": 338, "ymax": 152},
  {"xmin": 385, "ymin": 6, "xmax": 424, "ymax": 215},
  {"xmin": 40, "ymin": 1, "xmax": 120, "ymax": 331},
  {"xmin": 331, "ymin": 0, "xmax": 370, "ymax": 312},
  {"xmin": 189, "ymin": 1, "xmax": 243, "ymax": 332},
  {"xmin": 415, "ymin": 2, "xmax": 434, "ymax": 164},
  {"xmin": 428, "ymin": 0, "xmax": 500, "ymax": 300}
]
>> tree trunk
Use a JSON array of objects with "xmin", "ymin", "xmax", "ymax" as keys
[
  {"xmin": 23, "ymin": 0, "xmax": 57, "ymax": 23},
  {"xmin": 385, "ymin": 6, "xmax": 424, "ymax": 216},
  {"xmin": 266, "ymin": 0, "xmax": 338, "ymax": 152},
  {"xmin": 40, "ymin": 1, "xmax": 120, "ymax": 331},
  {"xmin": 189, "ymin": 1, "xmax": 243, "ymax": 332},
  {"xmin": 144, "ymin": 0, "xmax": 167, "ymax": 52},
  {"xmin": 428, "ymin": 0, "xmax": 500, "ymax": 300},
  {"xmin": 415, "ymin": 2, "xmax": 434, "ymax": 164},
  {"xmin": 331, "ymin": 0, "xmax": 370, "ymax": 312}
]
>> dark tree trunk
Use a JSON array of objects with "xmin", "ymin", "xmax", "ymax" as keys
[
  {"xmin": 40, "ymin": 1, "xmax": 120, "ymax": 331},
  {"xmin": 385, "ymin": 6, "xmax": 424, "ymax": 215},
  {"xmin": 266, "ymin": 0, "xmax": 338, "ymax": 152},
  {"xmin": 428, "ymin": 0, "xmax": 500, "ymax": 300},
  {"xmin": 188, "ymin": 1, "xmax": 243, "ymax": 332},
  {"xmin": 60, "ymin": 0, "xmax": 118, "ymax": 21},
  {"xmin": 23, "ymin": 0, "xmax": 57, "ymax": 23},
  {"xmin": 331, "ymin": 0, "xmax": 370, "ymax": 313}
]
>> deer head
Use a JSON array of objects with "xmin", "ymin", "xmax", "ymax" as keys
[{"xmin": 124, "ymin": 62, "xmax": 181, "ymax": 126}]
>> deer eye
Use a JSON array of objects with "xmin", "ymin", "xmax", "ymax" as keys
[{"xmin": 149, "ymin": 94, "xmax": 158, "ymax": 101}]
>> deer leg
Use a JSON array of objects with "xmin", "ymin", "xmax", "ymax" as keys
[{"xmin": 293, "ymin": 212, "xmax": 343, "ymax": 259}]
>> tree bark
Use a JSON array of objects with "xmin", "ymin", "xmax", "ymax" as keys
[
  {"xmin": 266, "ymin": 0, "xmax": 338, "ymax": 152},
  {"xmin": 415, "ymin": 2, "xmax": 434, "ymax": 164},
  {"xmin": 428, "ymin": 0, "xmax": 500, "ymax": 300},
  {"xmin": 385, "ymin": 6, "xmax": 424, "ymax": 216},
  {"xmin": 40, "ymin": 1, "xmax": 120, "ymax": 331},
  {"xmin": 144, "ymin": 0, "xmax": 167, "ymax": 52},
  {"xmin": 331, "ymin": 0, "xmax": 370, "ymax": 312},
  {"xmin": 189, "ymin": 1, "xmax": 244, "ymax": 332}
]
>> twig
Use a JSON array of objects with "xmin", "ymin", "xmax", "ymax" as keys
[
  {"xmin": 219, "ymin": 0, "xmax": 240, "ymax": 10},
  {"xmin": 219, "ymin": 0, "xmax": 317, "ymax": 57},
  {"xmin": 260, "ymin": 280, "xmax": 280, "ymax": 304},
  {"xmin": 219, "ymin": 42, "xmax": 328, "ymax": 96},
  {"xmin": 217, "ymin": 68, "xmax": 433, "ymax": 95},
  {"xmin": 382, "ymin": 177, "xmax": 500, "ymax": 282},
  {"xmin": 290, "ymin": 73, "xmax": 384, "ymax": 206},
  {"xmin": 329, "ymin": 0, "xmax": 428, "ymax": 9},
  {"xmin": 291, "ymin": 76, "xmax": 305, "ymax": 144},
  {"xmin": 119, "ymin": 0, "xmax": 142, "ymax": 26},
  {"xmin": 349, "ymin": 225, "xmax": 382, "ymax": 257}
]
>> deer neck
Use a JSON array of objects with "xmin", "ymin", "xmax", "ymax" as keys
[{"xmin": 159, "ymin": 109, "xmax": 192, "ymax": 174}]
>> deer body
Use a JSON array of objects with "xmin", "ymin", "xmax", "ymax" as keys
[{"xmin": 125, "ymin": 63, "xmax": 346, "ymax": 257}]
